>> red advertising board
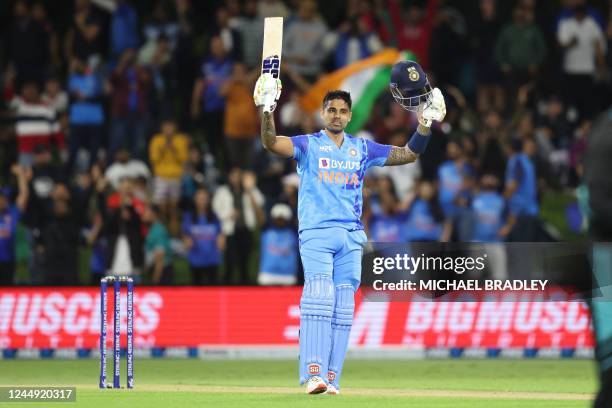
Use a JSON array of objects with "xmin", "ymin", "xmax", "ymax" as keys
[{"xmin": 0, "ymin": 287, "xmax": 593, "ymax": 349}]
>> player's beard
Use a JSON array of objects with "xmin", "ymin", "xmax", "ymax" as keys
[{"xmin": 326, "ymin": 122, "xmax": 345, "ymax": 135}]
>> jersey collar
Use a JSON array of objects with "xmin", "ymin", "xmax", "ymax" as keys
[{"xmin": 321, "ymin": 129, "xmax": 346, "ymax": 150}]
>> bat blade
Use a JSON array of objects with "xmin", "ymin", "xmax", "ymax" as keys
[{"xmin": 261, "ymin": 17, "xmax": 283, "ymax": 79}]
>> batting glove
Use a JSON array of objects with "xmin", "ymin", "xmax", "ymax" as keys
[
  {"xmin": 253, "ymin": 73, "xmax": 282, "ymax": 113},
  {"xmin": 418, "ymin": 87, "xmax": 446, "ymax": 128}
]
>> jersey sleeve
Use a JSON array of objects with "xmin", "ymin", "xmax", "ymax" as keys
[
  {"xmin": 506, "ymin": 158, "xmax": 524, "ymax": 184},
  {"xmin": 290, "ymin": 135, "xmax": 309, "ymax": 163},
  {"xmin": 365, "ymin": 139, "xmax": 392, "ymax": 169}
]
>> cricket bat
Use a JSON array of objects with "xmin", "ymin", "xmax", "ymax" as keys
[{"xmin": 261, "ymin": 17, "xmax": 283, "ymax": 113}]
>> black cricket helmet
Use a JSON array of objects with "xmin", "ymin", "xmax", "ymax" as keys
[{"xmin": 389, "ymin": 60, "xmax": 433, "ymax": 112}]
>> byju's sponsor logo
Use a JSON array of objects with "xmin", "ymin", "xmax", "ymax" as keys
[{"xmin": 318, "ymin": 159, "xmax": 360, "ymax": 170}]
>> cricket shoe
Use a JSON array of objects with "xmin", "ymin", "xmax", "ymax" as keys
[
  {"xmin": 305, "ymin": 376, "xmax": 327, "ymax": 394},
  {"xmin": 326, "ymin": 384, "xmax": 340, "ymax": 395}
]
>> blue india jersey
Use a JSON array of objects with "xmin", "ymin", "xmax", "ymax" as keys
[
  {"xmin": 68, "ymin": 73, "xmax": 104, "ymax": 125},
  {"xmin": 403, "ymin": 199, "xmax": 443, "ymax": 242},
  {"xmin": 0, "ymin": 206, "xmax": 20, "ymax": 262},
  {"xmin": 181, "ymin": 213, "xmax": 222, "ymax": 267},
  {"xmin": 471, "ymin": 191, "xmax": 506, "ymax": 242},
  {"xmin": 368, "ymin": 211, "xmax": 409, "ymax": 243},
  {"xmin": 291, "ymin": 131, "xmax": 391, "ymax": 233},
  {"xmin": 438, "ymin": 160, "xmax": 474, "ymax": 218},
  {"xmin": 259, "ymin": 227, "xmax": 298, "ymax": 276},
  {"xmin": 505, "ymin": 153, "xmax": 538, "ymax": 216}
]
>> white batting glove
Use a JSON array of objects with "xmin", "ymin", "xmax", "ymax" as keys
[
  {"xmin": 418, "ymin": 87, "xmax": 446, "ymax": 128},
  {"xmin": 253, "ymin": 73, "xmax": 282, "ymax": 113}
]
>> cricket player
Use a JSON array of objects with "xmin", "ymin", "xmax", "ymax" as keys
[{"xmin": 253, "ymin": 61, "xmax": 446, "ymax": 394}]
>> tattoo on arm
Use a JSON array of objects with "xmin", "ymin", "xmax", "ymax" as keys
[
  {"xmin": 261, "ymin": 111, "xmax": 277, "ymax": 149},
  {"xmin": 385, "ymin": 146, "xmax": 418, "ymax": 166},
  {"xmin": 417, "ymin": 124, "xmax": 431, "ymax": 135}
]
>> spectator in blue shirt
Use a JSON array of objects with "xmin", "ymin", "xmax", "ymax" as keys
[
  {"xmin": 143, "ymin": 2, "xmax": 180, "ymax": 51},
  {"xmin": 67, "ymin": 57, "xmax": 105, "ymax": 171},
  {"xmin": 110, "ymin": 0, "xmax": 140, "ymax": 60},
  {"xmin": 182, "ymin": 188, "xmax": 225, "ymax": 285},
  {"xmin": 469, "ymin": 174, "xmax": 509, "ymax": 280},
  {"xmin": 0, "ymin": 165, "xmax": 29, "ymax": 286},
  {"xmin": 503, "ymin": 138, "xmax": 539, "ymax": 236},
  {"xmin": 404, "ymin": 180, "xmax": 452, "ymax": 242},
  {"xmin": 438, "ymin": 140, "xmax": 475, "ymax": 219},
  {"xmin": 471, "ymin": 174, "xmax": 506, "ymax": 242},
  {"xmin": 258, "ymin": 203, "xmax": 299, "ymax": 286},
  {"xmin": 326, "ymin": 17, "xmax": 383, "ymax": 69},
  {"xmin": 191, "ymin": 36, "xmax": 233, "ymax": 163},
  {"xmin": 367, "ymin": 184, "xmax": 408, "ymax": 243},
  {"xmin": 85, "ymin": 213, "xmax": 107, "ymax": 285}
]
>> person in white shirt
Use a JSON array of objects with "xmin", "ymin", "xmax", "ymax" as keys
[
  {"xmin": 557, "ymin": 4, "xmax": 606, "ymax": 118},
  {"xmin": 212, "ymin": 168, "xmax": 265, "ymax": 284},
  {"xmin": 104, "ymin": 147, "xmax": 151, "ymax": 189}
]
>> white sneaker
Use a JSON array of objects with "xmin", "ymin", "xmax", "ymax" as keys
[
  {"xmin": 326, "ymin": 384, "xmax": 340, "ymax": 395},
  {"xmin": 305, "ymin": 376, "xmax": 327, "ymax": 394}
]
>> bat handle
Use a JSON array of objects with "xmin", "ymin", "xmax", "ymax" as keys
[{"xmin": 262, "ymin": 93, "xmax": 276, "ymax": 113}]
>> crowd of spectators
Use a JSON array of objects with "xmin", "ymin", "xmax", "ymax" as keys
[{"xmin": 0, "ymin": 0, "xmax": 610, "ymax": 286}]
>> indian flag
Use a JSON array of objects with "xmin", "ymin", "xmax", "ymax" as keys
[{"xmin": 299, "ymin": 49, "xmax": 416, "ymax": 134}]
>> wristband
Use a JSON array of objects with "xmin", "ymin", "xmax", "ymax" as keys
[{"xmin": 406, "ymin": 129, "xmax": 431, "ymax": 154}]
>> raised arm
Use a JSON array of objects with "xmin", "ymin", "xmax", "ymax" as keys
[
  {"xmin": 255, "ymin": 73, "xmax": 294, "ymax": 158},
  {"xmin": 385, "ymin": 145, "xmax": 419, "ymax": 166},
  {"xmin": 11, "ymin": 164, "xmax": 29, "ymax": 212},
  {"xmin": 260, "ymin": 110, "xmax": 294, "ymax": 158},
  {"xmin": 384, "ymin": 122, "xmax": 431, "ymax": 166}
]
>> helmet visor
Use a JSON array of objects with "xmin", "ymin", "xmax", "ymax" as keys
[{"xmin": 390, "ymin": 83, "xmax": 433, "ymax": 112}]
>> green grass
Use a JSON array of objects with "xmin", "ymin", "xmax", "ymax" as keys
[
  {"xmin": 0, "ymin": 359, "xmax": 598, "ymax": 407},
  {"xmin": 540, "ymin": 191, "xmax": 585, "ymax": 242}
]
